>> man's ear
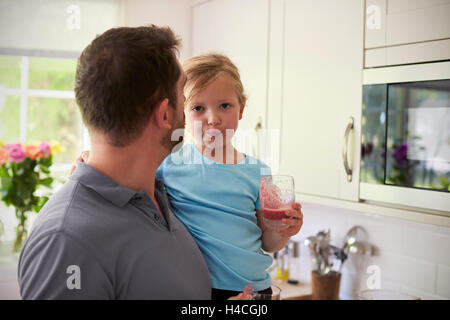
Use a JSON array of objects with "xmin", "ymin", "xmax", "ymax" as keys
[{"xmin": 152, "ymin": 98, "xmax": 172, "ymax": 129}]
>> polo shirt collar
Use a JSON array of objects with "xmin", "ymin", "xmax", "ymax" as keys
[{"xmin": 69, "ymin": 162, "xmax": 139, "ymax": 207}]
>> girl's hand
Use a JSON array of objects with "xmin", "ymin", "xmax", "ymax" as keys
[
  {"xmin": 69, "ymin": 150, "xmax": 90, "ymax": 175},
  {"xmin": 227, "ymin": 293, "xmax": 244, "ymax": 300},
  {"xmin": 276, "ymin": 202, "xmax": 303, "ymax": 237}
]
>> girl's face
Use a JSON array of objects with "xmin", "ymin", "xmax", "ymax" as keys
[{"xmin": 186, "ymin": 75, "xmax": 244, "ymax": 150}]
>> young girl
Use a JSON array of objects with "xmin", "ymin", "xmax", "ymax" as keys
[{"xmin": 156, "ymin": 53, "xmax": 303, "ymax": 300}]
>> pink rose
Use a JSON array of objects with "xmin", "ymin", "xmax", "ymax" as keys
[
  {"xmin": 5, "ymin": 144, "xmax": 25, "ymax": 163},
  {"xmin": 39, "ymin": 142, "xmax": 51, "ymax": 158}
]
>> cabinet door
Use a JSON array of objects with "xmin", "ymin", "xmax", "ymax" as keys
[
  {"xmin": 191, "ymin": 0, "xmax": 269, "ymax": 158},
  {"xmin": 386, "ymin": 0, "xmax": 450, "ymax": 46},
  {"xmin": 365, "ymin": 0, "xmax": 387, "ymax": 49},
  {"xmin": 278, "ymin": 0, "xmax": 363, "ymax": 200}
]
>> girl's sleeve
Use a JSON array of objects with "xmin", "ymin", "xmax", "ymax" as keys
[{"xmin": 155, "ymin": 156, "xmax": 169, "ymax": 181}]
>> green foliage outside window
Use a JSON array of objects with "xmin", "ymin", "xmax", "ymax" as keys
[
  {"xmin": 29, "ymin": 57, "xmax": 76, "ymax": 91},
  {"xmin": 0, "ymin": 55, "xmax": 81, "ymax": 166},
  {"xmin": 0, "ymin": 56, "xmax": 21, "ymax": 88}
]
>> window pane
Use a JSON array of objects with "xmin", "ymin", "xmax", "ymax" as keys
[
  {"xmin": 0, "ymin": 55, "xmax": 21, "ymax": 88},
  {"xmin": 27, "ymin": 97, "xmax": 81, "ymax": 164},
  {"xmin": 386, "ymin": 80, "xmax": 450, "ymax": 191},
  {"xmin": 360, "ymin": 84, "xmax": 387, "ymax": 185},
  {"xmin": 29, "ymin": 57, "xmax": 77, "ymax": 91},
  {"xmin": 0, "ymin": 95, "xmax": 20, "ymax": 143}
]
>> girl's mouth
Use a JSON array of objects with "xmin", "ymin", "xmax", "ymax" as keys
[{"xmin": 203, "ymin": 129, "xmax": 223, "ymax": 144}]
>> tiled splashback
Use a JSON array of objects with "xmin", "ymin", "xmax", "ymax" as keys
[{"xmin": 291, "ymin": 202, "xmax": 450, "ymax": 300}]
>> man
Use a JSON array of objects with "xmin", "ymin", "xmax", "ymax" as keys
[{"xmin": 18, "ymin": 25, "xmax": 211, "ymax": 299}]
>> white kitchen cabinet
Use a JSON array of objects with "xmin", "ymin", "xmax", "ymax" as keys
[
  {"xmin": 191, "ymin": 0, "xmax": 363, "ymax": 201},
  {"xmin": 365, "ymin": 0, "xmax": 387, "ymax": 49},
  {"xmin": 191, "ymin": 0, "xmax": 270, "ymax": 159},
  {"xmin": 365, "ymin": 0, "xmax": 450, "ymax": 48},
  {"xmin": 269, "ymin": 0, "xmax": 364, "ymax": 201},
  {"xmin": 365, "ymin": 0, "xmax": 450, "ymax": 67},
  {"xmin": 386, "ymin": 0, "xmax": 450, "ymax": 46}
]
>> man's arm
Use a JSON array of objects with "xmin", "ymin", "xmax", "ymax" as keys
[{"xmin": 18, "ymin": 231, "xmax": 114, "ymax": 299}]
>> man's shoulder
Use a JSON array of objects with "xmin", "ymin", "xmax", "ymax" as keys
[
  {"xmin": 30, "ymin": 179, "xmax": 111, "ymax": 240},
  {"xmin": 23, "ymin": 178, "xmax": 122, "ymax": 270},
  {"xmin": 31, "ymin": 179, "xmax": 80, "ymax": 234}
]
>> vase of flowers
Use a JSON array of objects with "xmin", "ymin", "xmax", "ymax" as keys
[{"xmin": 0, "ymin": 141, "xmax": 60, "ymax": 252}]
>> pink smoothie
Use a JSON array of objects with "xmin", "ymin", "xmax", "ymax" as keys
[{"xmin": 261, "ymin": 207, "xmax": 289, "ymax": 220}]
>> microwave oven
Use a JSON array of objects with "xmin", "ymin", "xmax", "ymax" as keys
[{"xmin": 360, "ymin": 61, "xmax": 450, "ymax": 213}]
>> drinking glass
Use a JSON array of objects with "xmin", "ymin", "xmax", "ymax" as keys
[
  {"xmin": 253, "ymin": 285, "xmax": 282, "ymax": 300},
  {"xmin": 259, "ymin": 175, "xmax": 295, "ymax": 230}
]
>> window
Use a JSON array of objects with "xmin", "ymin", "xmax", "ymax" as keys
[
  {"xmin": 0, "ymin": 54, "xmax": 87, "ymax": 173},
  {"xmin": 0, "ymin": 0, "xmax": 120, "ymax": 243},
  {"xmin": 0, "ymin": 55, "xmax": 88, "ymax": 241}
]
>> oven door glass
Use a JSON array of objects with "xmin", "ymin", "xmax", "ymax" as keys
[
  {"xmin": 361, "ymin": 84, "xmax": 387, "ymax": 185},
  {"xmin": 386, "ymin": 79, "xmax": 450, "ymax": 192}
]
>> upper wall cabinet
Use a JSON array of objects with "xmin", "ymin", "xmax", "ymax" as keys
[
  {"xmin": 365, "ymin": 0, "xmax": 450, "ymax": 67},
  {"xmin": 191, "ymin": 0, "xmax": 270, "ymax": 159},
  {"xmin": 269, "ymin": 0, "xmax": 364, "ymax": 201}
]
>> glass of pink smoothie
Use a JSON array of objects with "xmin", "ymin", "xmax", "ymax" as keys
[{"xmin": 259, "ymin": 175, "xmax": 295, "ymax": 230}]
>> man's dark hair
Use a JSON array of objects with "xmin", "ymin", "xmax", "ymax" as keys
[{"xmin": 75, "ymin": 25, "xmax": 181, "ymax": 147}]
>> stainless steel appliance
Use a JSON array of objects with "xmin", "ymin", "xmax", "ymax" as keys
[{"xmin": 360, "ymin": 61, "xmax": 450, "ymax": 213}]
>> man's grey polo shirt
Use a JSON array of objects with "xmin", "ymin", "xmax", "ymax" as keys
[{"xmin": 18, "ymin": 162, "xmax": 211, "ymax": 299}]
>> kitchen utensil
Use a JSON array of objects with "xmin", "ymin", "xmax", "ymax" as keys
[
  {"xmin": 347, "ymin": 240, "xmax": 373, "ymax": 255},
  {"xmin": 304, "ymin": 236, "xmax": 320, "ymax": 271},
  {"xmin": 342, "ymin": 226, "xmax": 368, "ymax": 254},
  {"xmin": 338, "ymin": 225, "xmax": 373, "ymax": 273},
  {"xmin": 305, "ymin": 230, "xmax": 336, "ymax": 275},
  {"xmin": 317, "ymin": 229, "xmax": 333, "ymax": 275}
]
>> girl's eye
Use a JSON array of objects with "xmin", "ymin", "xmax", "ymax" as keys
[
  {"xmin": 219, "ymin": 103, "xmax": 230, "ymax": 109},
  {"xmin": 192, "ymin": 106, "xmax": 203, "ymax": 112}
]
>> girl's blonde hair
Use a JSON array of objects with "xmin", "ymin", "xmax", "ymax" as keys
[{"xmin": 182, "ymin": 53, "xmax": 247, "ymax": 107}]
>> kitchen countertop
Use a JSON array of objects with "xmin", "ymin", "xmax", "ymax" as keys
[{"xmin": 0, "ymin": 251, "xmax": 20, "ymax": 300}]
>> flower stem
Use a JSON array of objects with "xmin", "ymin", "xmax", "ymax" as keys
[{"xmin": 13, "ymin": 208, "xmax": 27, "ymax": 252}]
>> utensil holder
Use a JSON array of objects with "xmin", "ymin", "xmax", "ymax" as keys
[{"xmin": 311, "ymin": 271, "xmax": 341, "ymax": 300}]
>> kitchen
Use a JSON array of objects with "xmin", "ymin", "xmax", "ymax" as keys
[{"xmin": 0, "ymin": 0, "xmax": 449, "ymax": 300}]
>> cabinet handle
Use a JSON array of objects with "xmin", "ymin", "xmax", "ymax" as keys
[
  {"xmin": 342, "ymin": 117, "xmax": 354, "ymax": 182},
  {"xmin": 254, "ymin": 116, "xmax": 262, "ymax": 159}
]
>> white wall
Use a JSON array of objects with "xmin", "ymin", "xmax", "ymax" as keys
[
  {"xmin": 120, "ymin": 0, "xmax": 192, "ymax": 60},
  {"xmin": 292, "ymin": 202, "xmax": 450, "ymax": 300},
  {"xmin": 0, "ymin": 0, "xmax": 121, "ymax": 53}
]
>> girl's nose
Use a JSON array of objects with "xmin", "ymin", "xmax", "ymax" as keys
[{"xmin": 207, "ymin": 110, "xmax": 221, "ymax": 126}]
